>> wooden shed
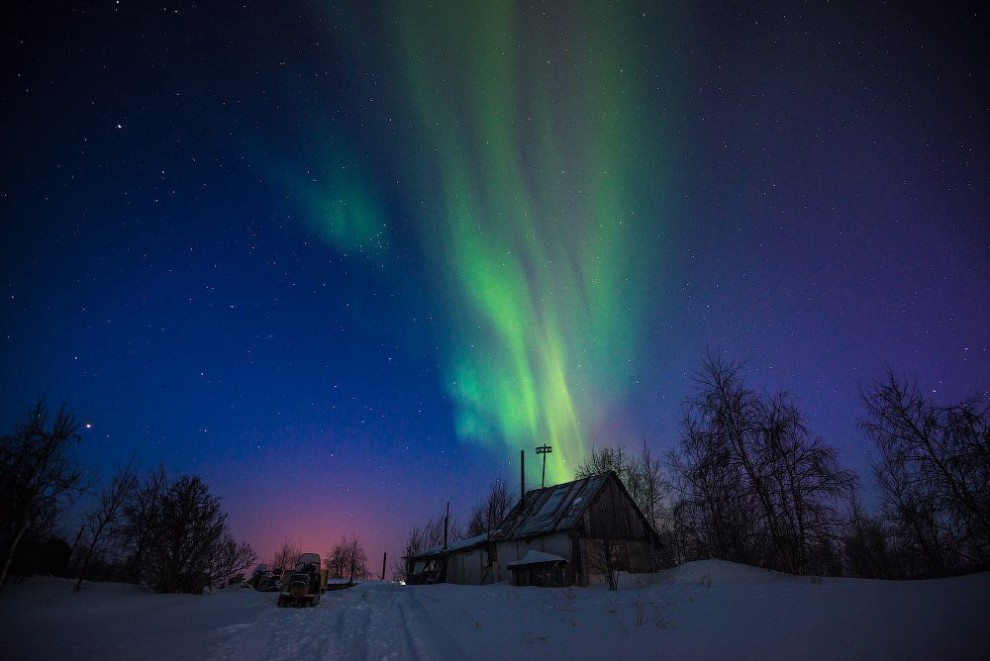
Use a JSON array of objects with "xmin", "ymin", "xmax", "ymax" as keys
[
  {"xmin": 493, "ymin": 471, "xmax": 661, "ymax": 587},
  {"xmin": 404, "ymin": 532, "xmax": 491, "ymax": 585},
  {"xmin": 405, "ymin": 472, "xmax": 661, "ymax": 587}
]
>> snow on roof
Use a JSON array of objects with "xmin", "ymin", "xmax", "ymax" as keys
[
  {"xmin": 495, "ymin": 472, "xmax": 613, "ymax": 541},
  {"xmin": 296, "ymin": 553, "xmax": 320, "ymax": 567},
  {"xmin": 406, "ymin": 472, "xmax": 636, "ymax": 559},
  {"xmin": 404, "ymin": 531, "xmax": 489, "ymax": 560},
  {"xmin": 448, "ymin": 532, "xmax": 488, "ymax": 551},
  {"xmin": 505, "ymin": 549, "xmax": 567, "ymax": 568}
]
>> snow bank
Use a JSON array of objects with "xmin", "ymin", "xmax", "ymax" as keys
[{"xmin": 2, "ymin": 564, "xmax": 988, "ymax": 660}]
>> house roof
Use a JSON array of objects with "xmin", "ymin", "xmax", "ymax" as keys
[
  {"xmin": 403, "ymin": 531, "xmax": 489, "ymax": 561},
  {"xmin": 405, "ymin": 471, "xmax": 657, "ymax": 562},
  {"xmin": 492, "ymin": 472, "xmax": 614, "ymax": 541}
]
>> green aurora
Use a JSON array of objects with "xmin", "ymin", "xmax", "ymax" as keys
[
  {"xmin": 393, "ymin": 2, "xmax": 669, "ymax": 484},
  {"xmin": 305, "ymin": 2, "xmax": 671, "ymax": 485}
]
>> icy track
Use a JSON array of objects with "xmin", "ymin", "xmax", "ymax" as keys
[{"xmin": 2, "ymin": 560, "xmax": 989, "ymax": 660}]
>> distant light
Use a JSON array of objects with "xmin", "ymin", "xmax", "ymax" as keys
[{"xmin": 85, "ymin": 423, "xmax": 93, "ymax": 430}]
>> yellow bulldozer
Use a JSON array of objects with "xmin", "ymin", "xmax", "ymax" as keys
[{"xmin": 276, "ymin": 553, "xmax": 322, "ymax": 607}]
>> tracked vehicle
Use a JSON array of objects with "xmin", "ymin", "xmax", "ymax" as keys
[{"xmin": 277, "ymin": 553, "xmax": 322, "ymax": 607}]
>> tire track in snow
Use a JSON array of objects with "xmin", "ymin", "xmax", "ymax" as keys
[
  {"xmin": 211, "ymin": 596, "xmax": 342, "ymax": 660},
  {"xmin": 209, "ymin": 583, "xmax": 465, "ymax": 661},
  {"xmin": 340, "ymin": 582, "xmax": 461, "ymax": 660},
  {"xmin": 389, "ymin": 587, "xmax": 467, "ymax": 660}
]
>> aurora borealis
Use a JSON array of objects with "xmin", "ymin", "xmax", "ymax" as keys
[
  {"xmin": 2, "ymin": 1, "xmax": 987, "ymax": 570},
  {"xmin": 388, "ymin": 2, "xmax": 669, "ymax": 482}
]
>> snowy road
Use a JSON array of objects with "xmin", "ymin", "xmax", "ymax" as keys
[
  {"xmin": 213, "ymin": 583, "xmax": 466, "ymax": 661},
  {"xmin": 3, "ymin": 561, "xmax": 989, "ymax": 660}
]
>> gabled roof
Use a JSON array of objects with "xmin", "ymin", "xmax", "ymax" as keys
[
  {"xmin": 405, "ymin": 471, "xmax": 657, "ymax": 562},
  {"xmin": 492, "ymin": 472, "xmax": 614, "ymax": 541}
]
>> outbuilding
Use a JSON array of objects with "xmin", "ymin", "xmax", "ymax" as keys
[{"xmin": 405, "ymin": 471, "xmax": 662, "ymax": 587}]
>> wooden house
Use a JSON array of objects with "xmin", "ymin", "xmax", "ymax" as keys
[{"xmin": 405, "ymin": 472, "xmax": 661, "ymax": 587}]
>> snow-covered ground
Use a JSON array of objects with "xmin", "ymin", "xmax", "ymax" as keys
[{"xmin": 2, "ymin": 560, "xmax": 987, "ymax": 660}]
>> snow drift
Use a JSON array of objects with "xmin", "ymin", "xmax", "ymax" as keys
[{"xmin": 1, "ymin": 560, "xmax": 987, "ymax": 660}]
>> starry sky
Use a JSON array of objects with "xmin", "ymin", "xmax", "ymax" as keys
[{"xmin": 2, "ymin": 1, "xmax": 987, "ymax": 573}]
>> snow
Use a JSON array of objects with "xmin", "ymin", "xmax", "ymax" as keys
[
  {"xmin": 2, "ymin": 560, "xmax": 988, "ymax": 660},
  {"xmin": 506, "ymin": 550, "xmax": 566, "ymax": 567}
]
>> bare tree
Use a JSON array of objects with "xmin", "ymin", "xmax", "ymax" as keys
[
  {"xmin": 413, "ymin": 510, "xmax": 459, "ymax": 549},
  {"xmin": 326, "ymin": 535, "xmax": 368, "ymax": 583},
  {"xmin": 862, "ymin": 370, "xmax": 990, "ymax": 577},
  {"xmin": 670, "ymin": 407, "xmax": 758, "ymax": 565},
  {"xmin": 575, "ymin": 444, "xmax": 670, "ymax": 534},
  {"xmin": 756, "ymin": 393, "xmax": 857, "ymax": 574},
  {"xmin": 270, "ymin": 539, "xmax": 301, "ymax": 573},
  {"xmin": 1, "ymin": 402, "xmax": 86, "ymax": 591},
  {"xmin": 404, "ymin": 524, "xmax": 427, "ymax": 557},
  {"xmin": 575, "ymin": 446, "xmax": 631, "ymax": 482},
  {"xmin": 399, "ymin": 506, "xmax": 462, "ymax": 581},
  {"xmin": 326, "ymin": 543, "xmax": 346, "ymax": 579},
  {"xmin": 632, "ymin": 445, "xmax": 668, "ymax": 534},
  {"xmin": 132, "ymin": 474, "xmax": 255, "ymax": 592},
  {"xmin": 118, "ymin": 466, "xmax": 168, "ymax": 583},
  {"xmin": 465, "ymin": 507, "xmax": 485, "ymax": 538},
  {"xmin": 465, "ymin": 477, "xmax": 512, "ymax": 537},
  {"xmin": 208, "ymin": 535, "xmax": 257, "ymax": 588},
  {"xmin": 73, "ymin": 464, "xmax": 139, "ymax": 591},
  {"xmin": 396, "ymin": 523, "xmax": 429, "ymax": 583},
  {"xmin": 842, "ymin": 495, "xmax": 892, "ymax": 578},
  {"xmin": 587, "ymin": 537, "xmax": 619, "ymax": 590},
  {"xmin": 670, "ymin": 354, "xmax": 856, "ymax": 574}
]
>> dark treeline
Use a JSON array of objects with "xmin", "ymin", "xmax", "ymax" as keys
[
  {"xmin": 8, "ymin": 352, "xmax": 986, "ymax": 591},
  {"xmin": 402, "ymin": 354, "xmax": 989, "ymax": 581},
  {"xmin": 609, "ymin": 356, "xmax": 989, "ymax": 579},
  {"xmin": 858, "ymin": 371, "xmax": 990, "ymax": 578},
  {"xmin": 0, "ymin": 402, "xmax": 256, "ymax": 594}
]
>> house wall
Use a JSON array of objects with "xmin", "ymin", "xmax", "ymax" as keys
[
  {"xmin": 446, "ymin": 547, "xmax": 487, "ymax": 585},
  {"xmin": 497, "ymin": 531, "xmax": 572, "ymax": 565},
  {"xmin": 576, "ymin": 537, "xmax": 656, "ymax": 579},
  {"xmin": 572, "ymin": 477, "xmax": 660, "ymax": 583},
  {"xmin": 495, "ymin": 532, "xmax": 573, "ymax": 582},
  {"xmin": 405, "ymin": 555, "xmax": 446, "ymax": 585},
  {"xmin": 510, "ymin": 562, "xmax": 571, "ymax": 587},
  {"xmin": 581, "ymin": 478, "xmax": 656, "ymax": 545},
  {"xmin": 413, "ymin": 474, "xmax": 661, "ymax": 588}
]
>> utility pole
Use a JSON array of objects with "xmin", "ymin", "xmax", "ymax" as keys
[
  {"xmin": 520, "ymin": 450, "xmax": 525, "ymax": 509},
  {"xmin": 535, "ymin": 444, "xmax": 552, "ymax": 489}
]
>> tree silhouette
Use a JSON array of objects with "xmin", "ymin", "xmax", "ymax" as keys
[
  {"xmin": 73, "ymin": 463, "xmax": 138, "ymax": 591},
  {"xmin": 862, "ymin": 370, "xmax": 990, "ymax": 577},
  {"xmin": 270, "ymin": 538, "xmax": 301, "ymax": 573},
  {"xmin": 1, "ymin": 401, "xmax": 86, "ymax": 591},
  {"xmin": 326, "ymin": 535, "xmax": 368, "ymax": 583},
  {"xmin": 465, "ymin": 477, "xmax": 512, "ymax": 537},
  {"xmin": 671, "ymin": 354, "xmax": 855, "ymax": 574},
  {"xmin": 131, "ymin": 473, "xmax": 255, "ymax": 592}
]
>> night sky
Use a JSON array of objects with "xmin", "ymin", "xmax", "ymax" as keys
[{"xmin": 2, "ymin": 1, "xmax": 987, "ymax": 572}]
